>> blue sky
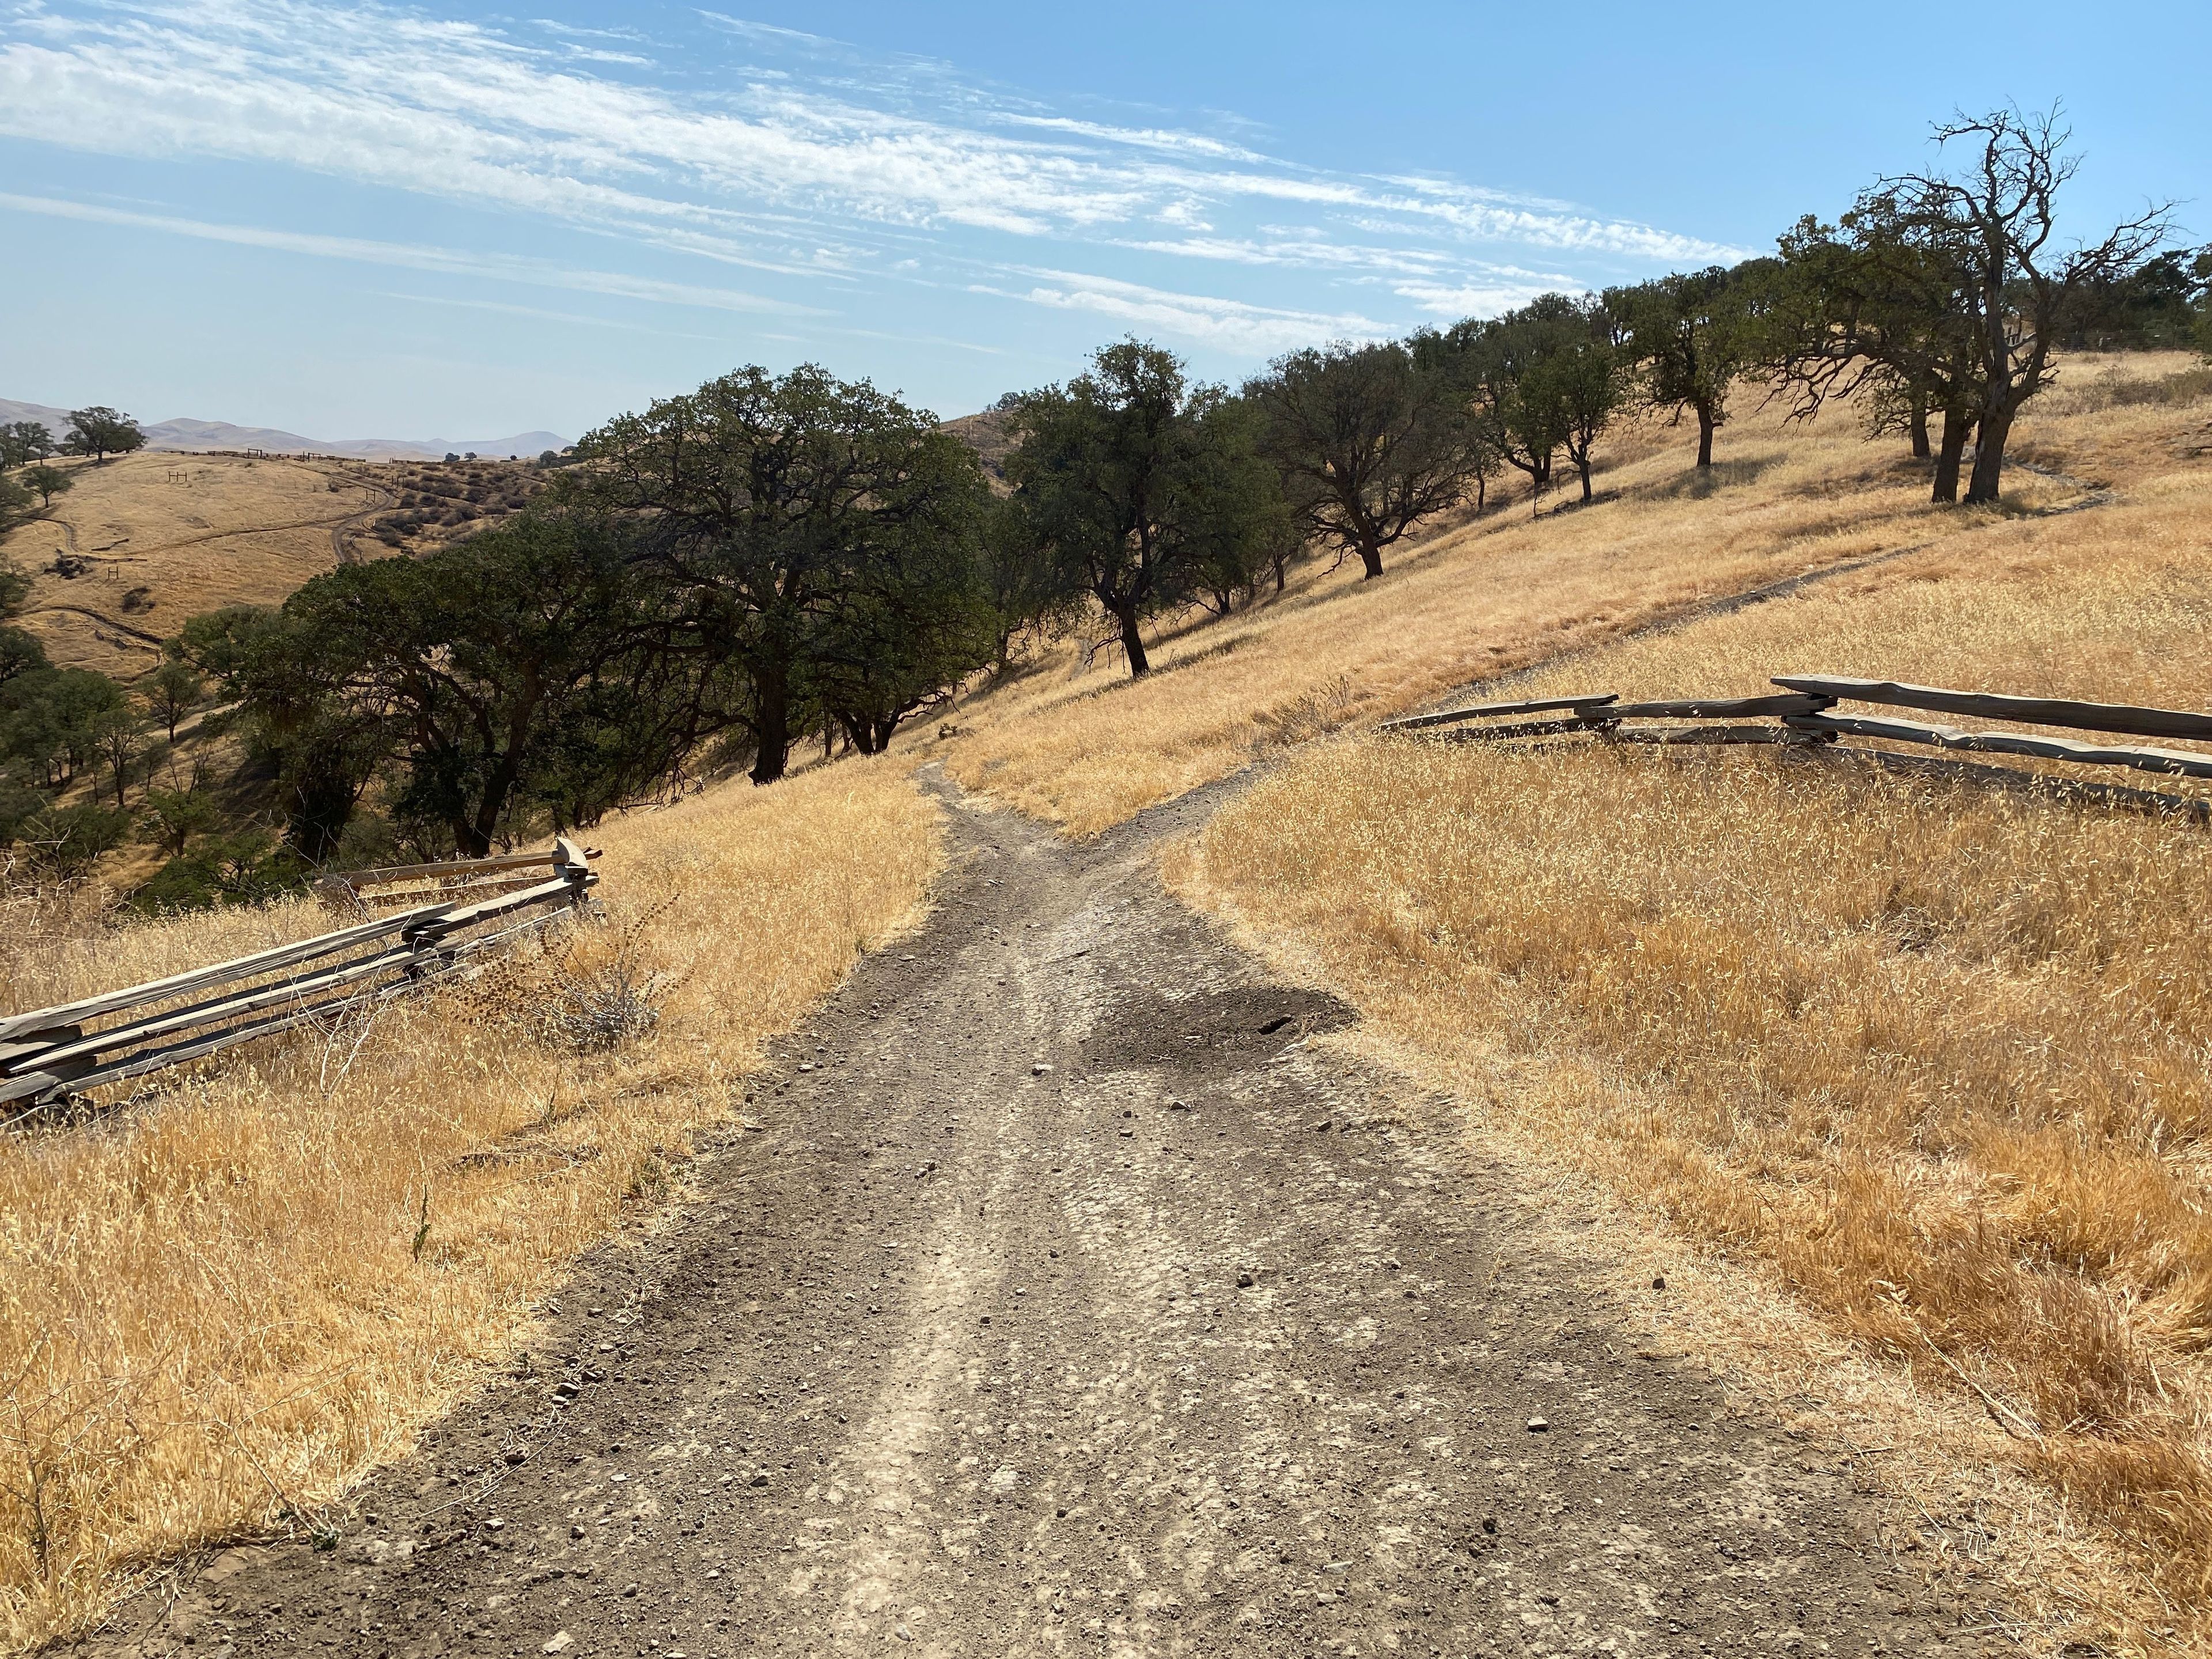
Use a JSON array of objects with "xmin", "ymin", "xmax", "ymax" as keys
[{"xmin": 1, "ymin": 0, "xmax": 2203, "ymax": 441}]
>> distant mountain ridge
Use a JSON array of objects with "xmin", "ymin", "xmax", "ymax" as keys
[{"xmin": 0, "ymin": 396, "xmax": 566, "ymax": 461}]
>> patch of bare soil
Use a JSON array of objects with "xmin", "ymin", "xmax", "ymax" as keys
[{"xmin": 70, "ymin": 772, "xmax": 2012, "ymax": 1657}]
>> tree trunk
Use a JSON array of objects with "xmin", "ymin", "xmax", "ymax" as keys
[
  {"xmin": 1908, "ymin": 395, "xmax": 1931, "ymax": 461},
  {"xmin": 1695, "ymin": 404, "xmax": 1716, "ymax": 468},
  {"xmin": 1115, "ymin": 604, "xmax": 1150, "ymax": 676},
  {"xmin": 1472, "ymin": 471, "xmax": 1486, "ymax": 517},
  {"xmin": 1576, "ymin": 453, "xmax": 1594, "ymax": 502},
  {"xmin": 872, "ymin": 717, "xmax": 899, "ymax": 752},
  {"xmin": 751, "ymin": 663, "xmax": 792, "ymax": 784},
  {"xmin": 1964, "ymin": 407, "xmax": 2013, "ymax": 505},
  {"xmin": 1357, "ymin": 537, "xmax": 1384, "ymax": 580},
  {"xmin": 463, "ymin": 744, "xmax": 526, "ymax": 859},
  {"xmin": 1931, "ymin": 408, "xmax": 1972, "ymax": 505}
]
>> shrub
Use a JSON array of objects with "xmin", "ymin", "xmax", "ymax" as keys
[
  {"xmin": 16, "ymin": 804, "xmax": 131, "ymax": 875},
  {"xmin": 129, "ymin": 831, "xmax": 304, "ymax": 912}
]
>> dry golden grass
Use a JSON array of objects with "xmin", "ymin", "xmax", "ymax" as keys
[
  {"xmin": 1167, "ymin": 389, "xmax": 2212, "ymax": 1649},
  {"xmin": 930, "ymin": 352, "xmax": 2206, "ymax": 838},
  {"xmin": 924, "ymin": 357, "xmax": 2205, "ymax": 836},
  {"xmin": 2, "ymin": 453, "xmax": 381, "ymax": 679},
  {"xmin": 0, "ymin": 759, "xmax": 941, "ymax": 1650}
]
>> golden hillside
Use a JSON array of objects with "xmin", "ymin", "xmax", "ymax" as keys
[
  {"xmin": 6, "ymin": 351, "xmax": 2210, "ymax": 1656},
  {"xmin": 1, "ymin": 451, "xmax": 550, "ymax": 680},
  {"xmin": 926, "ymin": 354, "xmax": 2210, "ymax": 830},
  {"xmin": 925, "ymin": 350, "xmax": 2212, "ymax": 1647}
]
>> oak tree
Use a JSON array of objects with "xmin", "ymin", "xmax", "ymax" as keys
[
  {"xmin": 1006, "ymin": 342, "xmax": 1281, "ymax": 676},
  {"xmin": 1247, "ymin": 340, "xmax": 1486, "ymax": 579},
  {"xmin": 575, "ymin": 365, "xmax": 990, "ymax": 782},
  {"xmin": 63, "ymin": 407, "xmax": 145, "ymax": 463}
]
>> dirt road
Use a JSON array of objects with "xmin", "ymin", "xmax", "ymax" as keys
[{"xmin": 89, "ymin": 773, "xmax": 2008, "ymax": 1657}]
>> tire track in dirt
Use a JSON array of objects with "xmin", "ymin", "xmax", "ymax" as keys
[{"xmin": 77, "ymin": 771, "xmax": 2013, "ymax": 1658}]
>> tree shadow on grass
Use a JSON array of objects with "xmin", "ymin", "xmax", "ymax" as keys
[{"xmin": 1638, "ymin": 452, "xmax": 1789, "ymax": 501}]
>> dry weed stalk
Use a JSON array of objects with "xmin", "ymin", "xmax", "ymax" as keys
[{"xmin": 454, "ymin": 897, "xmax": 680, "ymax": 1055}]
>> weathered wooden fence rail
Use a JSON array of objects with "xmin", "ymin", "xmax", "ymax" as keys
[
  {"xmin": 0, "ymin": 839, "xmax": 599, "ymax": 1118},
  {"xmin": 1380, "ymin": 676, "xmax": 2212, "ymax": 818}
]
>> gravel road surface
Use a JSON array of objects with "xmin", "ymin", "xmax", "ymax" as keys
[{"xmin": 81, "ymin": 772, "xmax": 2006, "ymax": 1658}]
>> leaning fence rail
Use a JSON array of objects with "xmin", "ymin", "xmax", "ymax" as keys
[
  {"xmin": 1378, "ymin": 676, "xmax": 2212, "ymax": 820},
  {"xmin": 0, "ymin": 838, "xmax": 599, "ymax": 1117}
]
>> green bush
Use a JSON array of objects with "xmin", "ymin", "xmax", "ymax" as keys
[
  {"xmin": 130, "ymin": 831, "xmax": 304, "ymax": 912},
  {"xmin": 16, "ymin": 802, "xmax": 131, "ymax": 874}
]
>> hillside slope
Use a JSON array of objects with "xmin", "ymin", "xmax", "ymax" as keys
[
  {"xmin": 1094, "ymin": 353, "xmax": 2212, "ymax": 1654},
  {"xmin": 1, "ymin": 451, "xmax": 383, "ymax": 677},
  {"xmin": 2, "ymin": 450, "xmax": 556, "ymax": 679},
  {"xmin": 926, "ymin": 353, "xmax": 2211, "ymax": 835}
]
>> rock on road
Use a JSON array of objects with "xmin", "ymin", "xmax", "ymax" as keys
[{"xmin": 89, "ymin": 773, "xmax": 2006, "ymax": 1658}]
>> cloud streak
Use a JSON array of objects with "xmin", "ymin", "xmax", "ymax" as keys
[
  {"xmin": 0, "ymin": 191, "xmax": 817, "ymax": 314},
  {"xmin": 981, "ymin": 269, "xmax": 1388, "ymax": 356},
  {"xmin": 0, "ymin": 1, "xmax": 1752, "ymax": 359}
]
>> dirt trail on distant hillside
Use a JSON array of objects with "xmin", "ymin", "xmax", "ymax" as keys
[
  {"xmin": 321, "ymin": 464, "xmax": 397, "ymax": 563},
  {"xmin": 77, "ymin": 770, "xmax": 2010, "ymax": 1658}
]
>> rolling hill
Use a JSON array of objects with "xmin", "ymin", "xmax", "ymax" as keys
[{"xmin": 0, "ymin": 396, "xmax": 565, "ymax": 461}]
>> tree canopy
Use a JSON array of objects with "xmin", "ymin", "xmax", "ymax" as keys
[
  {"xmin": 1246, "ymin": 340, "xmax": 1485, "ymax": 579},
  {"xmin": 1607, "ymin": 266, "xmax": 1765, "ymax": 468},
  {"xmin": 0, "ymin": 422, "xmax": 54, "ymax": 468},
  {"xmin": 185, "ymin": 510, "xmax": 724, "ymax": 857},
  {"xmin": 1005, "ymin": 342, "xmax": 1282, "ymax": 676},
  {"xmin": 1762, "ymin": 107, "xmax": 2170, "ymax": 503},
  {"xmin": 573, "ymin": 363, "xmax": 994, "ymax": 781},
  {"xmin": 63, "ymin": 407, "xmax": 145, "ymax": 463},
  {"xmin": 1440, "ymin": 294, "xmax": 1628, "ymax": 510}
]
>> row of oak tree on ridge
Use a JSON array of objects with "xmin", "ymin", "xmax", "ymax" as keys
[{"xmin": 7, "ymin": 108, "xmax": 2207, "ymax": 883}]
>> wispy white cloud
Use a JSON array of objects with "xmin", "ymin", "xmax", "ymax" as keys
[
  {"xmin": 0, "ymin": 2, "xmax": 1737, "ymax": 256},
  {"xmin": 982, "ymin": 268, "xmax": 1387, "ymax": 355},
  {"xmin": 0, "ymin": 0, "xmax": 1751, "ymax": 361},
  {"xmin": 377, "ymin": 290, "xmax": 725, "ymax": 338},
  {"xmin": 993, "ymin": 113, "xmax": 1272, "ymax": 164},
  {"xmin": 0, "ymin": 191, "xmax": 819, "ymax": 314},
  {"xmin": 695, "ymin": 11, "xmax": 844, "ymax": 50},
  {"xmin": 1123, "ymin": 234, "xmax": 1450, "ymax": 276},
  {"xmin": 1393, "ymin": 278, "xmax": 1571, "ymax": 317}
]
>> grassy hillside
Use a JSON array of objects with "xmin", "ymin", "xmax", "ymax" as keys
[
  {"xmin": 925, "ymin": 353, "xmax": 2207, "ymax": 836},
  {"xmin": 6, "ymin": 351, "xmax": 2207, "ymax": 1653},
  {"xmin": 0, "ymin": 759, "xmax": 942, "ymax": 1650},
  {"xmin": 1104, "ymin": 354, "xmax": 2212, "ymax": 1652},
  {"xmin": 1, "ymin": 452, "xmax": 380, "ymax": 680},
  {"xmin": 0, "ymin": 450, "xmax": 551, "ymax": 683}
]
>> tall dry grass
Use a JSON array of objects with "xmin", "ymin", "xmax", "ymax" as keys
[
  {"xmin": 1169, "ymin": 449, "xmax": 2212, "ymax": 1646},
  {"xmin": 0, "ymin": 759, "xmax": 942, "ymax": 1650},
  {"xmin": 927, "ymin": 353, "xmax": 2199, "ymax": 837}
]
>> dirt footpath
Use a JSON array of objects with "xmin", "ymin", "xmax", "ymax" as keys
[{"xmin": 86, "ymin": 772, "xmax": 2009, "ymax": 1658}]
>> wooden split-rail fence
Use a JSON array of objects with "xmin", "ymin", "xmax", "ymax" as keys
[
  {"xmin": 1379, "ymin": 675, "xmax": 2212, "ymax": 820},
  {"xmin": 0, "ymin": 839, "xmax": 600, "ymax": 1119}
]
